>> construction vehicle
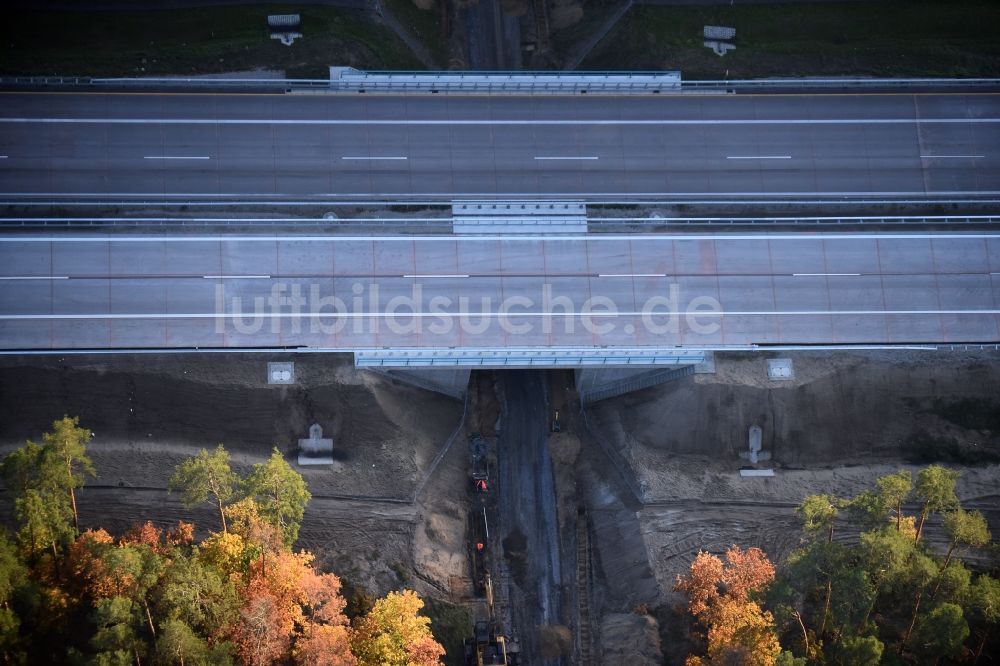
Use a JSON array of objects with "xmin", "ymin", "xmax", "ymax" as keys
[
  {"xmin": 464, "ymin": 574, "xmax": 520, "ymax": 665},
  {"xmin": 469, "ymin": 434, "xmax": 490, "ymax": 496},
  {"xmin": 464, "ymin": 620, "xmax": 518, "ymax": 665}
]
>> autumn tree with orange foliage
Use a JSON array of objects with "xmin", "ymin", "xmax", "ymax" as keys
[
  {"xmin": 295, "ymin": 569, "xmax": 355, "ymax": 665},
  {"xmin": 675, "ymin": 546, "xmax": 782, "ymax": 666},
  {"xmin": 59, "ymin": 494, "xmax": 411, "ymax": 666},
  {"xmin": 295, "ymin": 623, "xmax": 355, "ymax": 666},
  {"xmin": 0, "ymin": 435, "xmax": 450, "ymax": 665},
  {"xmin": 194, "ymin": 495, "xmax": 355, "ymax": 666}
]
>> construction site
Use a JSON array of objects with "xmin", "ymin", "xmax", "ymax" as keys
[{"xmin": 1, "ymin": 349, "xmax": 998, "ymax": 664}]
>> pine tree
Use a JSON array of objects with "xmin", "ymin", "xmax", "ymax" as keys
[
  {"xmin": 169, "ymin": 445, "xmax": 238, "ymax": 534},
  {"xmin": 241, "ymin": 449, "xmax": 311, "ymax": 546}
]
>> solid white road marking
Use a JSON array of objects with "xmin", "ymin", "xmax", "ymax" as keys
[
  {"xmin": 534, "ymin": 156, "xmax": 600, "ymax": 161},
  {"xmin": 341, "ymin": 156, "xmax": 408, "ymax": 160},
  {"xmin": 0, "ymin": 276, "xmax": 68, "ymax": 280},
  {"xmin": 3, "ymin": 191, "xmax": 1000, "ymax": 200},
  {"xmin": 597, "ymin": 273, "xmax": 667, "ymax": 278},
  {"xmin": 143, "ymin": 156, "xmax": 211, "ymax": 160},
  {"xmin": 2, "ymin": 118, "xmax": 998, "ymax": 126},
  {"xmin": 792, "ymin": 273, "xmax": 862, "ymax": 277},
  {"xmin": 920, "ymin": 155, "xmax": 986, "ymax": 159},
  {"xmin": 402, "ymin": 274, "xmax": 470, "ymax": 279},
  {"xmin": 726, "ymin": 155, "xmax": 792, "ymax": 160},
  {"xmin": 202, "ymin": 275, "xmax": 271, "ymax": 279},
  {"xmin": 1, "ymin": 309, "xmax": 997, "ymax": 321},
  {"xmin": 3, "ymin": 233, "xmax": 999, "ymax": 243}
]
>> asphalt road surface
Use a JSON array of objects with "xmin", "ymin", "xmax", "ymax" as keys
[
  {"xmin": 0, "ymin": 92, "xmax": 998, "ymax": 201},
  {"xmin": 1, "ymin": 231, "xmax": 998, "ymax": 351}
]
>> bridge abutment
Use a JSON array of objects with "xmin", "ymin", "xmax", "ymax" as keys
[
  {"xmin": 575, "ymin": 352, "xmax": 715, "ymax": 404},
  {"xmin": 364, "ymin": 367, "xmax": 471, "ymax": 400}
]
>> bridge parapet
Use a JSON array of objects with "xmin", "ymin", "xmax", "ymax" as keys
[
  {"xmin": 452, "ymin": 201, "xmax": 587, "ymax": 234},
  {"xmin": 354, "ymin": 348, "xmax": 705, "ymax": 369},
  {"xmin": 328, "ymin": 67, "xmax": 682, "ymax": 94}
]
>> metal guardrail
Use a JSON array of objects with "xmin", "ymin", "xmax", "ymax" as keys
[
  {"xmin": 683, "ymin": 77, "xmax": 1000, "ymax": 91},
  {"xmin": 0, "ymin": 217, "xmax": 450, "ymax": 228},
  {"xmin": 590, "ymin": 215, "xmax": 1000, "ymax": 227},
  {"xmin": 0, "ymin": 76, "xmax": 329, "ymax": 89},
  {"xmin": 6, "ymin": 197, "xmax": 1000, "ymax": 208},
  {"xmin": 5, "ymin": 73, "xmax": 999, "ymax": 94},
  {"xmin": 93, "ymin": 77, "xmax": 330, "ymax": 88},
  {"xmin": 0, "ymin": 344, "xmax": 959, "ymax": 357},
  {"xmin": 1, "ymin": 215, "xmax": 998, "ymax": 229},
  {"xmin": 1, "ymin": 76, "xmax": 94, "ymax": 86}
]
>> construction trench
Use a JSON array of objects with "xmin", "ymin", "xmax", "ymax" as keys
[
  {"xmin": 465, "ymin": 371, "xmax": 565, "ymax": 665},
  {"xmin": 464, "ymin": 367, "xmax": 651, "ymax": 666}
]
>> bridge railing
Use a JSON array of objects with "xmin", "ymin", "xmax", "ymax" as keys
[
  {"xmin": 589, "ymin": 215, "xmax": 1000, "ymax": 227},
  {"xmin": 3, "ymin": 73, "xmax": 999, "ymax": 94},
  {"xmin": 683, "ymin": 77, "xmax": 1000, "ymax": 91},
  {"xmin": 1, "ymin": 215, "xmax": 998, "ymax": 229},
  {"xmin": 328, "ymin": 67, "xmax": 682, "ymax": 94},
  {"xmin": 354, "ymin": 347, "xmax": 705, "ymax": 368},
  {"xmin": 0, "ymin": 216, "xmax": 450, "ymax": 228}
]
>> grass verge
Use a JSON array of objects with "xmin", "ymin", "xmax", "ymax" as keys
[
  {"xmin": 1, "ymin": 5, "xmax": 422, "ymax": 78},
  {"xmin": 382, "ymin": 0, "xmax": 448, "ymax": 67},
  {"xmin": 582, "ymin": 0, "xmax": 1000, "ymax": 78}
]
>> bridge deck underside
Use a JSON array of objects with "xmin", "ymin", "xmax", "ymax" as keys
[{"xmin": 1, "ymin": 233, "xmax": 998, "ymax": 351}]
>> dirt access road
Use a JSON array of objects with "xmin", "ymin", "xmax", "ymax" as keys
[{"xmin": 496, "ymin": 371, "xmax": 565, "ymax": 665}]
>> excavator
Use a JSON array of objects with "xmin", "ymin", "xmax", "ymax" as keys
[
  {"xmin": 463, "ymin": 574, "xmax": 519, "ymax": 665},
  {"xmin": 470, "ymin": 433, "xmax": 490, "ymax": 498}
]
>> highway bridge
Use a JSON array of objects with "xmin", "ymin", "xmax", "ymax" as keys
[
  {"xmin": 1, "ymin": 231, "xmax": 998, "ymax": 354},
  {"xmin": 0, "ymin": 91, "xmax": 998, "ymax": 201},
  {"xmin": 0, "ymin": 85, "xmax": 998, "ymax": 370}
]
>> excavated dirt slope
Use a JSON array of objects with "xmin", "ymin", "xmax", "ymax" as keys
[
  {"xmin": 0, "ymin": 353, "xmax": 464, "ymax": 595},
  {"xmin": 583, "ymin": 350, "xmax": 1000, "ymax": 663}
]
